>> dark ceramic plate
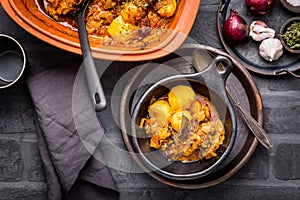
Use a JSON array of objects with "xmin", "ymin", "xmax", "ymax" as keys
[
  {"xmin": 217, "ymin": 0, "xmax": 300, "ymax": 77},
  {"xmin": 119, "ymin": 44, "xmax": 262, "ymax": 188}
]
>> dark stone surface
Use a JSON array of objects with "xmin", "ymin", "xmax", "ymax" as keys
[
  {"xmin": 0, "ymin": 5, "xmax": 26, "ymax": 42},
  {"xmin": 233, "ymin": 145, "xmax": 269, "ymax": 179},
  {"xmin": 27, "ymin": 142, "xmax": 46, "ymax": 182},
  {"xmin": 0, "ymin": 183, "xmax": 47, "ymax": 200},
  {"xmin": 0, "ymin": 0, "xmax": 299, "ymax": 199},
  {"xmin": 0, "ymin": 95, "xmax": 35, "ymax": 134},
  {"xmin": 120, "ymin": 185, "xmax": 300, "ymax": 200},
  {"xmin": 275, "ymin": 143, "xmax": 300, "ymax": 180},
  {"xmin": 0, "ymin": 139, "xmax": 23, "ymax": 182},
  {"xmin": 261, "ymin": 93, "xmax": 299, "ymax": 134},
  {"xmin": 0, "ymin": 139, "xmax": 22, "ymax": 182}
]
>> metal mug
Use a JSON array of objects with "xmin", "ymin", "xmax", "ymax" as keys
[{"xmin": 0, "ymin": 34, "xmax": 26, "ymax": 89}]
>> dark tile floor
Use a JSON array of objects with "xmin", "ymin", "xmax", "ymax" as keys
[{"xmin": 1, "ymin": 0, "xmax": 300, "ymax": 199}]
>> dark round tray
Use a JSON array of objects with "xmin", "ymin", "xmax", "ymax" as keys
[
  {"xmin": 119, "ymin": 44, "xmax": 263, "ymax": 188},
  {"xmin": 217, "ymin": 0, "xmax": 300, "ymax": 77}
]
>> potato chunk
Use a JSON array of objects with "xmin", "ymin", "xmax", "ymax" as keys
[
  {"xmin": 148, "ymin": 100, "xmax": 171, "ymax": 128},
  {"xmin": 157, "ymin": 0, "xmax": 177, "ymax": 18},
  {"xmin": 168, "ymin": 85, "xmax": 195, "ymax": 111},
  {"xmin": 121, "ymin": 2, "xmax": 146, "ymax": 24},
  {"xmin": 171, "ymin": 111, "xmax": 192, "ymax": 132},
  {"xmin": 107, "ymin": 15, "xmax": 136, "ymax": 37}
]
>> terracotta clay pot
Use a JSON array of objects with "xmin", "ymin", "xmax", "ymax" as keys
[{"xmin": 1, "ymin": 0, "xmax": 200, "ymax": 61}]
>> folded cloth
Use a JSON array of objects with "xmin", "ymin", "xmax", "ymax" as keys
[{"xmin": 26, "ymin": 63, "xmax": 119, "ymax": 200}]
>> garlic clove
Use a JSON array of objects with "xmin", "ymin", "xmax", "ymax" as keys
[
  {"xmin": 250, "ymin": 32, "xmax": 275, "ymax": 42},
  {"xmin": 252, "ymin": 25, "xmax": 275, "ymax": 35},
  {"xmin": 259, "ymin": 38, "xmax": 283, "ymax": 62},
  {"xmin": 250, "ymin": 20, "xmax": 275, "ymax": 42}
]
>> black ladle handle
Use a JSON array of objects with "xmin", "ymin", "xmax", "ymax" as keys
[
  {"xmin": 77, "ymin": 1, "xmax": 106, "ymax": 111},
  {"xmin": 193, "ymin": 53, "xmax": 233, "ymax": 96},
  {"xmin": 205, "ymin": 55, "xmax": 233, "ymax": 81},
  {"xmin": 218, "ymin": 0, "xmax": 231, "ymax": 13}
]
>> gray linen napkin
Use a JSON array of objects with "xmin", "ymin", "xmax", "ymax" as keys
[{"xmin": 26, "ymin": 64, "xmax": 119, "ymax": 200}]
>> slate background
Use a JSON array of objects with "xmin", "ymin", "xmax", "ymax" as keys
[{"xmin": 0, "ymin": 0, "xmax": 299, "ymax": 199}]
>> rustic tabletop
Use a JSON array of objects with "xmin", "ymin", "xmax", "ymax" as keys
[{"xmin": 0, "ymin": 0, "xmax": 300, "ymax": 199}]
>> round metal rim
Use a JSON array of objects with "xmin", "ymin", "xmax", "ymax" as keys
[
  {"xmin": 119, "ymin": 44, "xmax": 261, "ymax": 189},
  {"xmin": 0, "ymin": 34, "xmax": 26, "ymax": 89},
  {"xmin": 130, "ymin": 77, "xmax": 237, "ymax": 180}
]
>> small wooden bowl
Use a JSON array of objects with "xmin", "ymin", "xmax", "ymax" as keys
[{"xmin": 279, "ymin": 17, "xmax": 300, "ymax": 54}]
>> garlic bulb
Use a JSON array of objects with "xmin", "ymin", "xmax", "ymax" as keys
[
  {"xmin": 259, "ymin": 38, "xmax": 283, "ymax": 62},
  {"xmin": 249, "ymin": 20, "xmax": 275, "ymax": 42}
]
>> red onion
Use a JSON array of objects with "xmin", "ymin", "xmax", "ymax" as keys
[
  {"xmin": 245, "ymin": 0, "xmax": 276, "ymax": 15},
  {"xmin": 223, "ymin": 9, "xmax": 248, "ymax": 45}
]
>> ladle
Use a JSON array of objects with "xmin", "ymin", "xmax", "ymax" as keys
[
  {"xmin": 77, "ymin": 0, "xmax": 106, "ymax": 111},
  {"xmin": 192, "ymin": 48, "xmax": 272, "ymax": 149},
  {"xmin": 0, "ymin": 51, "xmax": 23, "ymax": 83}
]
